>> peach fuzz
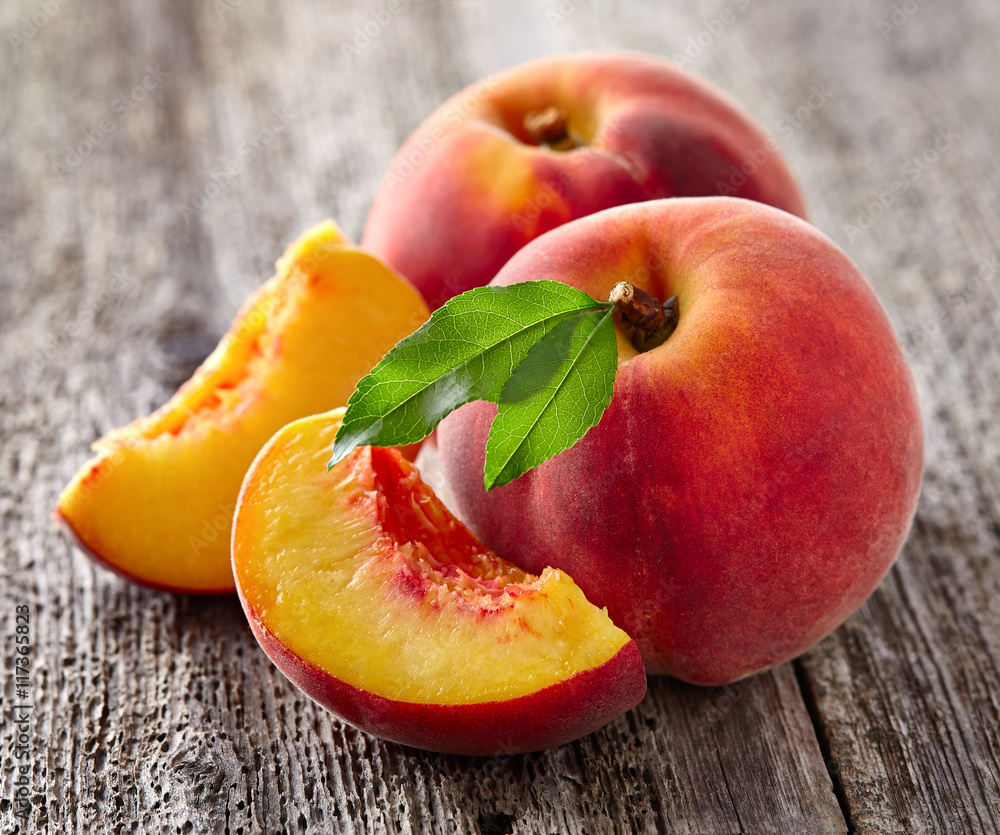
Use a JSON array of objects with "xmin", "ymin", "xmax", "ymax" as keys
[
  {"xmin": 363, "ymin": 51, "xmax": 807, "ymax": 309},
  {"xmin": 438, "ymin": 197, "xmax": 923, "ymax": 685},
  {"xmin": 56, "ymin": 223, "xmax": 429, "ymax": 593},
  {"xmin": 232, "ymin": 409, "xmax": 647, "ymax": 755}
]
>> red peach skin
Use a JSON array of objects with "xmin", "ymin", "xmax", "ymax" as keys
[
  {"xmin": 364, "ymin": 51, "xmax": 807, "ymax": 309},
  {"xmin": 439, "ymin": 197, "xmax": 923, "ymax": 685},
  {"xmin": 242, "ymin": 599, "xmax": 647, "ymax": 756}
]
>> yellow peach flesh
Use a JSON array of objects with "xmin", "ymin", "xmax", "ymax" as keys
[
  {"xmin": 233, "ymin": 410, "xmax": 633, "ymax": 704},
  {"xmin": 57, "ymin": 223, "xmax": 429, "ymax": 592}
]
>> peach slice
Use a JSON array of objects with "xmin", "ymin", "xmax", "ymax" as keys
[
  {"xmin": 56, "ymin": 223, "xmax": 429, "ymax": 593},
  {"xmin": 232, "ymin": 409, "xmax": 647, "ymax": 754}
]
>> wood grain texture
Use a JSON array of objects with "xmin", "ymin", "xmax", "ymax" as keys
[{"xmin": 1, "ymin": 0, "xmax": 997, "ymax": 832}]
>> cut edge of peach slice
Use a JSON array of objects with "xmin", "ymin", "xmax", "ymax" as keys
[
  {"xmin": 232, "ymin": 408, "xmax": 647, "ymax": 754},
  {"xmin": 98, "ymin": 221, "xmax": 349, "ymax": 446},
  {"xmin": 56, "ymin": 222, "xmax": 430, "ymax": 593}
]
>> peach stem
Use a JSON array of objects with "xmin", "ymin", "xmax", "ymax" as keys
[
  {"xmin": 609, "ymin": 282, "xmax": 678, "ymax": 352},
  {"xmin": 523, "ymin": 107, "xmax": 580, "ymax": 151}
]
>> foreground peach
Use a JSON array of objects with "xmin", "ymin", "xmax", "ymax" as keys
[
  {"xmin": 232, "ymin": 409, "xmax": 647, "ymax": 754},
  {"xmin": 56, "ymin": 223, "xmax": 429, "ymax": 593},
  {"xmin": 439, "ymin": 197, "xmax": 923, "ymax": 685},
  {"xmin": 363, "ymin": 51, "xmax": 807, "ymax": 309}
]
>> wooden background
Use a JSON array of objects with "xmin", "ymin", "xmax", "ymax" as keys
[{"xmin": 2, "ymin": 0, "xmax": 998, "ymax": 832}]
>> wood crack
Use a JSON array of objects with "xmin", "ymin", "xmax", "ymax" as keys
[{"xmin": 793, "ymin": 661, "xmax": 854, "ymax": 834}]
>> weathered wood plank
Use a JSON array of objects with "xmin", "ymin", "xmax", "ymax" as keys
[
  {"xmin": 2, "ymin": 0, "xmax": 997, "ymax": 832},
  {"xmin": 733, "ymin": 2, "xmax": 1000, "ymax": 833}
]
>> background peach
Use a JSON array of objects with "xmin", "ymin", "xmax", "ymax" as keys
[{"xmin": 363, "ymin": 51, "xmax": 807, "ymax": 309}]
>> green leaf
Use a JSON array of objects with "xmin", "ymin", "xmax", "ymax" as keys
[
  {"xmin": 484, "ymin": 307, "xmax": 617, "ymax": 489},
  {"xmin": 329, "ymin": 281, "xmax": 609, "ymax": 467}
]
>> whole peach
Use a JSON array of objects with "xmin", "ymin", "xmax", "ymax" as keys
[
  {"xmin": 363, "ymin": 51, "xmax": 807, "ymax": 309},
  {"xmin": 438, "ymin": 197, "xmax": 923, "ymax": 685}
]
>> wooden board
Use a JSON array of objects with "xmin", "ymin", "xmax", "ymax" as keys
[{"xmin": 2, "ymin": 0, "xmax": 998, "ymax": 832}]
